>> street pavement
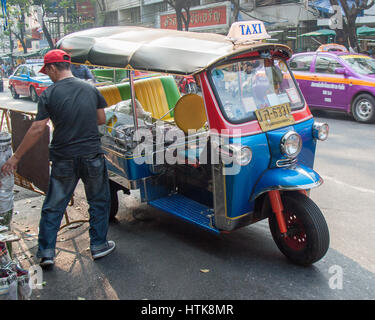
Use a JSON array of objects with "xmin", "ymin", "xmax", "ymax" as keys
[{"xmin": 1, "ymin": 82, "xmax": 375, "ymax": 300}]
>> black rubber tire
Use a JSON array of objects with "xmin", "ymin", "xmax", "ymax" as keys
[
  {"xmin": 268, "ymin": 192, "xmax": 330, "ymax": 266},
  {"xmin": 30, "ymin": 86, "xmax": 38, "ymax": 102},
  {"xmin": 109, "ymin": 181, "xmax": 119, "ymax": 221},
  {"xmin": 351, "ymin": 93, "xmax": 375, "ymax": 123},
  {"xmin": 10, "ymin": 86, "xmax": 19, "ymax": 99}
]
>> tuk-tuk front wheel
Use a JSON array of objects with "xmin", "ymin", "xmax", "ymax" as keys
[{"xmin": 268, "ymin": 192, "xmax": 329, "ymax": 266}]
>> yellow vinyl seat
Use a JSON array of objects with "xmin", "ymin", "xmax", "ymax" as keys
[
  {"xmin": 97, "ymin": 85, "xmax": 122, "ymax": 107},
  {"xmin": 134, "ymin": 78, "xmax": 172, "ymax": 121},
  {"xmin": 97, "ymin": 76, "xmax": 180, "ymax": 121}
]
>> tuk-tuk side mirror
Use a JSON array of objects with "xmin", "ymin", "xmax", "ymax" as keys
[{"xmin": 335, "ymin": 68, "xmax": 346, "ymax": 75}]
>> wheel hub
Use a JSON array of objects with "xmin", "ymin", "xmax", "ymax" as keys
[
  {"xmin": 357, "ymin": 100, "xmax": 373, "ymax": 120},
  {"xmin": 284, "ymin": 213, "xmax": 307, "ymax": 251}
]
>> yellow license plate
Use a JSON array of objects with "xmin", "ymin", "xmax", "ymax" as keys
[{"xmin": 255, "ymin": 103, "xmax": 295, "ymax": 132}]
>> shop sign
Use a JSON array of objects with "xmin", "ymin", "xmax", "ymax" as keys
[
  {"xmin": 76, "ymin": 1, "xmax": 95, "ymax": 17},
  {"xmin": 160, "ymin": 5, "xmax": 227, "ymax": 30}
]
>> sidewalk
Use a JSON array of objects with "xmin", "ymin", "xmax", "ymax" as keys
[{"xmin": 10, "ymin": 181, "xmax": 142, "ymax": 300}]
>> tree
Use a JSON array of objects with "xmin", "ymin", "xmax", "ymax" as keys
[
  {"xmin": 329, "ymin": 0, "xmax": 374, "ymax": 52},
  {"xmin": 96, "ymin": 0, "xmax": 110, "ymax": 26},
  {"xmin": 6, "ymin": 0, "xmax": 31, "ymax": 53},
  {"xmin": 33, "ymin": 0, "xmax": 59, "ymax": 48},
  {"xmin": 231, "ymin": 0, "xmax": 240, "ymax": 23},
  {"xmin": 164, "ymin": 0, "xmax": 193, "ymax": 31},
  {"xmin": 33, "ymin": 0, "xmax": 87, "ymax": 49}
]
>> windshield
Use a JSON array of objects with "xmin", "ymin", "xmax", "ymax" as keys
[
  {"xmin": 209, "ymin": 58, "xmax": 304, "ymax": 124},
  {"xmin": 341, "ymin": 55, "xmax": 375, "ymax": 75},
  {"xmin": 30, "ymin": 64, "xmax": 45, "ymax": 77}
]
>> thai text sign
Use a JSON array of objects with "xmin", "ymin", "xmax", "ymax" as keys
[{"xmin": 160, "ymin": 5, "xmax": 227, "ymax": 30}]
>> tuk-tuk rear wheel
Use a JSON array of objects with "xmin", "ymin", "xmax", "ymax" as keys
[
  {"xmin": 109, "ymin": 181, "xmax": 119, "ymax": 221},
  {"xmin": 268, "ymin": 192, "xmax": 329, "ymax": 266}
]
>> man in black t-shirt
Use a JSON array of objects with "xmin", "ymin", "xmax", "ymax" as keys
[{"xmin": 1, "ymin": 49, "xmax": 115, "ymax": 268}]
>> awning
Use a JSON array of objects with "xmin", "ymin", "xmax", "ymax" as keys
[
  {"xmin": 309, "ymin": 0, "xmax": 363, "ymax": 17},
  {"xmin": 357, "ymin": 25, "xmax": 375, "ymax": 36},
  {"xmin": 298, "ymin": 29, "xmax": 336, "ymax": 37}
]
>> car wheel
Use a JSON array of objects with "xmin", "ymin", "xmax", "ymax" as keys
[
  {"xmin": 10, "ymin": 86, "xmax": 19, "ymax": 99},
  {"xmin": 30, "ymin": 86, "xmax": 38, "ymax": 102},
  {"xmin": 351, "ymin": 93, "xmax": 375, "ymax": 123}
]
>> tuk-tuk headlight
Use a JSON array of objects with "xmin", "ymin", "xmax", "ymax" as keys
[
  {"xmin": 313, "ymin": 122, "xmax": 329, "ymax": 141},
  {"xmin": 280, "ymin": 132, "xmax": 302, "ymax": 158},
  {"xmin": 217, "ymin": 144, "xmax": 252, "ymax": 166},
  {"xmin": 235, "ymin": 146, "xmax": 252, "ymax": 166}
]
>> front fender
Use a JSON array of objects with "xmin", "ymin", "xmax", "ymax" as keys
[{"xmin": 250, "ymin": 164, "xmax": 323, "ymax": 201}]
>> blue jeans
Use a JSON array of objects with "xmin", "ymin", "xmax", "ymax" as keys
[{"xmin": 37, "ymin": 153, "xmax": 110, "ymax": 258}]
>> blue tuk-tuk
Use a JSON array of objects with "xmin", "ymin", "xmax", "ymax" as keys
[{"xmin": 57, "ymin": 21, "xmax": 330, "ymax": 265}]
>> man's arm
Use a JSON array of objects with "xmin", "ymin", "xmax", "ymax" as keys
[
  {"xmin": 1, "ymin": 118, "xmax": 49, "ymax": 175},
  {"xmin": 97, "ymin": 108, "xmax": 106, "ymax": 125}
]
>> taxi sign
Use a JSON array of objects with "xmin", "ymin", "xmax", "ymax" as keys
[{"xmin": 227, "ymin": 21, "xmax": 271, "ymax": 44}]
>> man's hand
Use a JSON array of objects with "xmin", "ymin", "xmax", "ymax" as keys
[
  {"xmin": 1, "ymin": 154, "xmax": 20, "ymax": 176},
  {"xmin": 1, "ymin": 118, "xmax": 49, "ymax": 177}
]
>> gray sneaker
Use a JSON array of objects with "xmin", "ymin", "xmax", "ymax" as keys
[
  {"xmin": 40, "ymin": 257, "xmax": 54, "ymax": 269},
  {"xmin": 91, "ymin": 241, "xmax": 116, "ymax": 260}
]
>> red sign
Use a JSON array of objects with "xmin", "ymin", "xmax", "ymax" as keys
[
  {"xmin": 76, "ymin": 1, "xmax": 95, "ymax": 18},
  {"xmin": 160, "ymin": 5, "xmax": 227, "ymax": 30}
]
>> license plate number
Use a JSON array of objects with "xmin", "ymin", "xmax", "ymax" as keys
[{"xmin": 255, "ymin": 103, "xmax": 295, "ymax": 132}]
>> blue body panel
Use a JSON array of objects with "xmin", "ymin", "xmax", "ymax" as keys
[
  {"xmin": 225, "ymin": 118, "xmax": 319, "ymax": 219},
  {"xmin": 224, "ymin": 133, "xmax": 270, "ymax": 218},
  {"xmin": 250, "ymin": 164, "xmax": 322, "ymax": 201},
  {"xmin": 105, "ymin": 152, "xmax": 152, "ymax": 181},
  {"xmin": 149, "ymin": 194, "xmax": 219, "ymax": 234}
]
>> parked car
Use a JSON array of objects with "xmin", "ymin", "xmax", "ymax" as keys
[
  {"xmin": 8, "ymin": 62, "xmax": 52, "ymax": 102},
  {"xmin": 288, "ymin": 49, "xmax": 375, "ymax": 123}
]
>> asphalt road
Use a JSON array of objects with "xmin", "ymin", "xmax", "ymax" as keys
[
  {"xmin": 0, "ymin": 79, "xmax": 37, "ymax": 113},
  {"xmin": 1, "ymin": 83, "xmax": 375, "ymax": 300}
]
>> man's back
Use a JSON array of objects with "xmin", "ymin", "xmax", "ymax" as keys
[
  {"xmin": 71, "ymin": 64, "xmax": 94, "ymax": 81},
  {"xmin": 36, "ymin": 77, "xmax": 107, "ymax": 159}
]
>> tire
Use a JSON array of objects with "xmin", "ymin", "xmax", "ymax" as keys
[
  {"xmin": 268, "ymin": 192, "xmax": 330, "ymax": 266},
  {"xmin": 351, "ymin": 93, "xmax": 375, "ymax": 123},
  {"xmin": 109, "ymin": 180, "xmax": 119, "ymax": 221},
  {"xmin": 30, "ymin": 86, "xmax": 38, "ymax": 102},
  {"xmin": 10, "ymin": 86, "xmax": 19, "ymax": 99}
]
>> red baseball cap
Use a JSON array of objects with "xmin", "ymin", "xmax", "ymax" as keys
[{"xmin": 40, "ymin": 49, "xmax": 71, "ymax": 74}]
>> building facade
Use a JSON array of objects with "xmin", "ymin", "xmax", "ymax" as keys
[{"xmin": 96, "ymin": 0, "xmax": 375, "ymax": 52}]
